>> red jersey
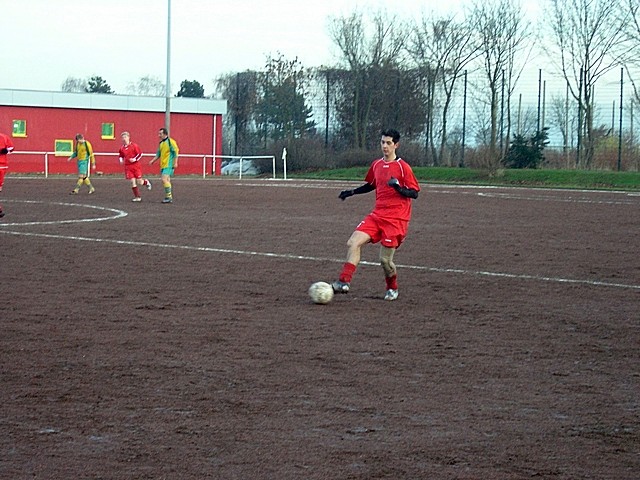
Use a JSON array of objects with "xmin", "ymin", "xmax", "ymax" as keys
[
  {"xmin": 0, "ymin": 133, "xmax": 14, "ymax": 168},
  {"xmin": 364, "ymin": 157, "xmax": 420, "ymax": 221},
  {"xmin": 118, "ymin": 142, "xmax": 143, "ymax": 165}
]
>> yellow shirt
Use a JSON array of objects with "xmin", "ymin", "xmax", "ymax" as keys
[
  {"xmin": 156, "ymin": 137, "xmax": 179, "ymax": 169},
  {"xmin": 71, "ymin": 141, "xmax": 95, "ymax": 164}
]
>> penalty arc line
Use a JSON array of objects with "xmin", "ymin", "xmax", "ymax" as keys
[
  {"xmin": 0, "ymin": 200, "xmax": 128, "ymax": 226},
  {"xmin": 1, "ymin": 229, "xmax": 638, "ymax": 291}
]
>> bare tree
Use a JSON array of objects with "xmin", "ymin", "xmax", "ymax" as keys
[
  {"xmin": 61, "ymin": 77, "xmax": 87, "ymax": 93},
  {"xmin": 408, "ymin": 13, "xmax": 480, "ymax": 166},
  {"xmin": 126, "ymin": 76, "xmax": 165, "ymax": 96},
  {"xmin": 214, "ymin": 71, "xmax": 259, "ymax": 154},
  {"xmin": 620, "ymin": 0, "xmax": 640, "ymax": 105},
  {"xmin": 328, "ymin": 11, "xmax": 405, "ymax": 148},
  {"xmin": 549, "ymin": 88, "xmax": 579, "ymax": 151},
  {"xmin": 62, "ymin": 75, "xmax": 114, "ymax": 94},
  {"xmin": 547, "ymin": 0, "xmax": 629, "ymax": 167},
  {"xmin": 471, "ymin": 0, "xmax": 533, "ymax": 165}
]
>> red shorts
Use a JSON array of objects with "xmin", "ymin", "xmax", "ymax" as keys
[
  {"xmin": 0, "ymin": 168, "xmax": 6, "ymax": 188},
  {"xmin": 124, "ymin": 162, "xmax": 143, "ymax": 180},
  {"xmin": 356, "ymin": 213, "xmax": 409, "ymax": 248}
]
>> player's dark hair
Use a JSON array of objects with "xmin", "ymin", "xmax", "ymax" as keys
[
  {"xmin": 381, "ymin": 129, "xmax": 401, "ymax": 143},
  {"xmin": 159, "ymin": 127, "xmax": 169, "ymax": 135}
]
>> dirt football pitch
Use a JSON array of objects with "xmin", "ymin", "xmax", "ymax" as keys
[{"xmin": 1, "ymin": 176, "xmax": 638, "ymax": 479}]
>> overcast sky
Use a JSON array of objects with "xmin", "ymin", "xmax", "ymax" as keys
[{"xmin": 4, "ymin": 0, "xmax": 544, "ymax": 96}]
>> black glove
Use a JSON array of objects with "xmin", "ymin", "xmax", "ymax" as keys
[
  {"xmin": 338, "ymin": 189, "xmax": 354, "ymax": 201},
  {"xmin": 387, "ymin": 177, "xmax": 400, "ymax": 188},
  {"xmin": 0, "ymin": 148, "xmax": 8, "ymax": 155}
]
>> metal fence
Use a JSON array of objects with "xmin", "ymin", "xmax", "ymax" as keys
[
  {"xmin": 7, "ymin": 152, "xmax": 281, "ymax": 179},
  {"xmin": 223, "ymin": 66, "xmax": 640, "ymax": 171}
]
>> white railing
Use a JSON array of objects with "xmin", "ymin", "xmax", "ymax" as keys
[{"xmin": 8, "ymin": 151, "xmax": 283, "ymax": 179}]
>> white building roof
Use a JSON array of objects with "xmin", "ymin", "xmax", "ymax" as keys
[{"xmin": 0, "ymin": 88, "xmax": 227, "ymax": 115}]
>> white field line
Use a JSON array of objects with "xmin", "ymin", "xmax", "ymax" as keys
[
  {"xmin": 0, "ymin": 200, "xmax": 127, "ymax": 226},
  {"xmin": 238, "ymin": 182, "xmax": 640, "ymax": 205},
  {"xmin": 8, "ymin": 176, "xmax": 640, "ymax": 202},
  {"xmin": 0, "ymin": 228, "xmax": 638, "ymax": 291},
  {"xmin": 1, "ymin": 196, "xmax": 638, "ymax": 290},
  {"xmin": 473, "ymin": 191, "xmax": 638, "ymax": 205}
]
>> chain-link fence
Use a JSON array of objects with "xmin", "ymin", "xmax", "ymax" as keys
[{"xmin": 221, "ymin": 66, "xmax": 640, "ymax": 172}]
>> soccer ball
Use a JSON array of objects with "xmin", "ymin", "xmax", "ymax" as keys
[{"xmin": 308, "ymin": 281, "xmax": 334, "ymax": 305}]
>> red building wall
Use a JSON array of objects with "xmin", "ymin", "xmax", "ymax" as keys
[{"xmin": 0, "ymin": 106, "xmax": 223, "ymax": 176}]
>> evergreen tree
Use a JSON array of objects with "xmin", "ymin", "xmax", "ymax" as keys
[
  {"xmin": 86, "ymin": 76, "xmax": 114, "ymax": 94},
  {"xmin": 256, "ymin": 54, "xmax": 315, "ymax": 142},
  {"xmin": 177, "ymin": 80, "xmax": 205, "ymax": 98},
  {"xmin": 503, "ymin": 128, "xmax": 549, "ymax": 169}
]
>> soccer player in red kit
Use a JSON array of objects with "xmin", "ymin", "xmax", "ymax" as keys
[
  {"xmin": 0, "ymin": 131, "xmax": 15, "ymax": 218},
  {"xmin": 333, "ymin": 129, "xmax": 420, "ymax": 301},
  {"xmin": 118, "ymin": 131, "xmax": 152, "ymax": 202}
]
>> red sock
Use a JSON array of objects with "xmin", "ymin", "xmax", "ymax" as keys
[
  {"xmin": 132, "ymin": 186, "xmax": 140, "ymax": 197},
  {"xmin": 143, "ymin": 179, "xmax": 149, "ymax": 186},
  {"xmin": 339, "ymin": 262, "xmax": 357, "ymax": 283},
  {"xmin": 385, "ymin": 275, "xmax": 398, "ymax": 290}
]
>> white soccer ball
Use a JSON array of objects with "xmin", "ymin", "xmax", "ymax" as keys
[{"xmin": 308, "ymin": 281, "xmax": 334, "ymax": 305}]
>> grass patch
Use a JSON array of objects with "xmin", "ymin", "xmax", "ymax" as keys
[{"xmin": 293, "ymin": 167, "xmax": 640, "ymax": 191}]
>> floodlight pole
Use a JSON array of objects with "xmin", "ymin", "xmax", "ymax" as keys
[{"xmin": 165, "ymin": 0, "xmax": 172, "ymax": 134}]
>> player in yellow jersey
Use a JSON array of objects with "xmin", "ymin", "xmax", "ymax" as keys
[
  {"xmin": 68, "ymin": 134, "xmax": 96, "ymax": 194},
  {"xmin": 149, "ymin": 128, "xmax": 179, "ymax": 203}
]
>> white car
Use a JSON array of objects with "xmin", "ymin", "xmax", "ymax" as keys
[{"xmin": 220, "ymin": 159, "xmax": 259, "ymax": 176}]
